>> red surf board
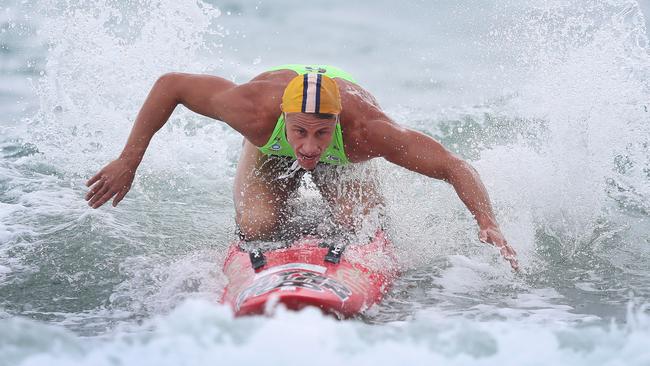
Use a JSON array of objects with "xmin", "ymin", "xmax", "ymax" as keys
[{"xmin": 220, "ymin": 230, "xmax": 398, "ymax": 318}]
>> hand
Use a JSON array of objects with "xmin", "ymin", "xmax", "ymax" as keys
[
  {"xmin": 479, "ymin": 226, "xmax": 519, "ymax": 271},
  {"xmin": 85, "ymin": 159, "xmax": 136, "ymax": 208}
]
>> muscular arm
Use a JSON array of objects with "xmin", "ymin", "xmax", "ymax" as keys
[
  {"xmin": 85, "ymin": 72, "xmax": 260, "ymax": 208},
  {"xmin": 366, "ymin": 119, "xmax": 519, "ymax": 270},
  {"xmin": 116, "ymin": 73, "xmax": 246, "ymax": 166},
  {"xmin": 372, "ymin": 122, "xmax": 496, "ymax": 227}
]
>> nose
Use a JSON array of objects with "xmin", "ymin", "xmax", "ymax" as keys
[{"xmin": 301, "ymin": 138, "xmax": 320, "ymax": 156}]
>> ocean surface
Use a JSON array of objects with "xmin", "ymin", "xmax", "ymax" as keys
[{"xmin": 2, "ymin": 0, "xmax": 650, "ymax": 364}]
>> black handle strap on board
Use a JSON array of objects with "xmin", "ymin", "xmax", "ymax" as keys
[
  {"xmin": 248, "ymin": 248, "xmax": 267, "ymax": 270},
  {"xmin": 324, "ymin": 242, "xmax": 346, "ymax": 264}
]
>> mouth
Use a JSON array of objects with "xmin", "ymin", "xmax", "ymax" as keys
[
  {"xmin": 300, "ymin": 154, "xmax": 318, "ymax": 161},
  {"xmin": 297, "ymin": 153, "xmax": 319, "ymax": 167}
]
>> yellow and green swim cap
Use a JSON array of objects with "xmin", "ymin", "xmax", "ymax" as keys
[{"xmin": 281, "ymin": 73, "xmax": 342, "ymax": 114}]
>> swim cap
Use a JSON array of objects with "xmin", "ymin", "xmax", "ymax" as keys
[{"xmin": 281, "ymin": 73, "xmax": 342, "ymax": 114}]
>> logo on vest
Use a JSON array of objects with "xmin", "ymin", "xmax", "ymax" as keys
[
  {"xmin": 327, "ymin": 155, "xmax": 340, "ymax": 161},
  {"xmin": 305, "ymin": 66, "xmax": 327, "ymax": 74},
  {"xmin": 271, "ymin": 143, "xmax": 281, "ymax": 151}
]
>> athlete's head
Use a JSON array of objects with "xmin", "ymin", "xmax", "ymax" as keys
[{"xmin": 281, "ymin": 73, "xmax": 341, "ymax": 170}]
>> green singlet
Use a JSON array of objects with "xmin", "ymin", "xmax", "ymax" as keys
[{"xmin": 258, "ymin": 64, "xmax": 357, "ymax": 166}]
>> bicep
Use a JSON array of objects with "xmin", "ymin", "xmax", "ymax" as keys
[
  {"xmin": 168, "ymin": 73, "xmax": 264, "ymax": 137},
  {"xmin": 166, "ymin": 72, "xmax": 237, "ymax": 120},
  {"xmin": 370, "ymin": 120, "xmax": 458, "ymax": 181}
]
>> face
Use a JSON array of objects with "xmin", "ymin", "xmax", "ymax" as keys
[{"xmin": 284, "ymin": 113, "xmax": 337, "ymax": 170}]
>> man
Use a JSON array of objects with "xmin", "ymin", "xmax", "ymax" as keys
[{"xmin": 85, "ymin": 64, "xmax": 518, "ymax": 270}]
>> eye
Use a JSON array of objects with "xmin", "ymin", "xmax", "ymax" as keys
[{"xmin": 294, "ymin": 128, "xmax": 306, "ymax": 136}]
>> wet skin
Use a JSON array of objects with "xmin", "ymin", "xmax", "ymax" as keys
[{"xmin": 85, "ymin": 69, "xmax": 519, "ymax": 271}]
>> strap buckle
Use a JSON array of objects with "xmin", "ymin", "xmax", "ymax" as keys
[
  {"xmin": 324, "ymin": 242, "xmax": 346, "ymax": 264},
  {"xmin": 248, "ymin": 248, "xmax": 267, "ymax": 270}
]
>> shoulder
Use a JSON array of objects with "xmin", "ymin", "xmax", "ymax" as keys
[
  {"xmin": 342, "ymin": 116, "xmax": 408, "ymax": 163},
  {"xmin": 335, "ymin": 82, "xmax": 397, "ymax": 161},
  {"xmin": 210, "ymin": 75, "xmax": 290, "ymax": 145},
  {"xmin": 222, "ymin": 70, "xmax": 297, "ymax": 112}
]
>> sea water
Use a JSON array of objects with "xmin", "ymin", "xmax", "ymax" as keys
[{"xmin": 1, "ymin": 0, "xmax": 650, "ymax": 364}]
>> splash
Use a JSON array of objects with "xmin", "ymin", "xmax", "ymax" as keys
[
  {"xmin": 2, "ymin": 299, "xmax": 650, "ymax": 366},
  {"xmin": 481, "ymin": 0, "xmax": 650, "ymax": 254},
  {"xmin": 25, "ymin": 0, "xmax": 230, "ymax": 176}
]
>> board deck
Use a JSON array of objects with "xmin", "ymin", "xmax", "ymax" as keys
[{"xmin": 220, "ymin": 230, "xmax": 398, "ymax": 318}]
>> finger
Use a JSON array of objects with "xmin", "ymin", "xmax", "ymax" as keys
[
  {"xmin": 509, "ymin": 257, "xmax": 520, "ymax": 271},
  {"xmin": 510, "ymin": 256, "xmax": 519, "ymax": 270},
  {"xmin": 85, "ymin": 180, "xmax": 105, "ymax": 201},
  {"xmin": 508, "ymin": 245, "xmax": 517, "ymax": 256},
  {"xmin": 92, "ymin": 189, "xmax": 117, "ymax": 209},
  {"xmin": 500, "ymin": 245, "xmax": 517, "ymax": 259},
  {"xmin": 499, "ymin": 246, "xmax": 519, "ymax": 271},
  {"xmin": 88, "ymin": 183, "xmax": 109, "ymax": 204},
  {"xmin": 86, "ymin": 171, "xmax": 104, "ymax": 187},
  {"xmin": 88, "ymin": 184, "xmax": 111, "ymax": 207},
  {"xmin": 478, "ymin": 230, "xmax": 488, "ymax": 243},
  {"xmin": 112, "ymin": 186, "xmax": 130, "ymax": 207}
]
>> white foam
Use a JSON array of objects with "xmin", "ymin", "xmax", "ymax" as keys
[{"xmin": 2, "ymin": 300, "xmax": 650, "ymax": 366}]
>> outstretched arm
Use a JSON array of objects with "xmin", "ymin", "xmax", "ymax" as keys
[
  {"xmin": 122, "ymin": 73, "xmax": 239, "ymax": 166},
  {"xmin": 85, "ymin": 73, "xmax": 248, "ymax": 208},
  {"xmin": 367, "ymin": 119, "xmax": 519, "ymax": 270}
]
